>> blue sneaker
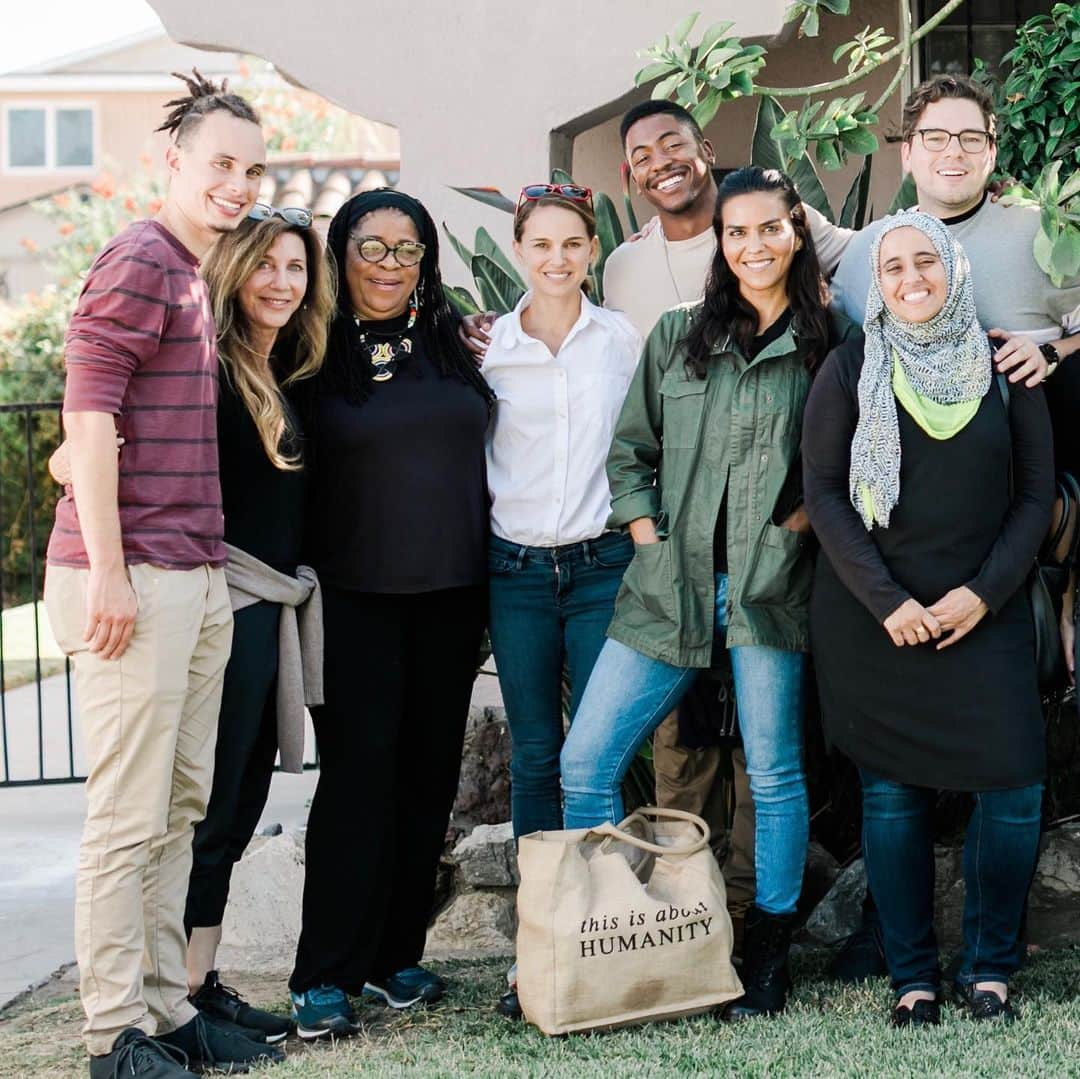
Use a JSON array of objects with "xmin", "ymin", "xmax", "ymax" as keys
[
  {"xmin": 363, "ymin": 966, "xmax": 446, "ymax": 1009},
  {"xmin": 289, "ymin": 985, "xmax": 360, "ymax": 1040}
]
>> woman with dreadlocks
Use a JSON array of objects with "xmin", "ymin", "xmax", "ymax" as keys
[
  {"xmin": 285, "ymin": 189, "xmax": 493, "ymax": 1037},
  {"xmin": 802, "ymin": 212, "xmax": 1053, "ymax": 1027}
]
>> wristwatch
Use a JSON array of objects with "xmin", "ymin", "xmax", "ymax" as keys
[{"xmin": 1040, "ymin": 341, "xmax": 1061, "ymax": 377}]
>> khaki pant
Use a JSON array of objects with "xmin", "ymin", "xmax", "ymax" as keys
[
  {"xmin": 45, "ymin": 564, "xmax": 232, "ymax": 1056},
  {"xmin": 652, "ymin": 711, "xmax": 756, "ymax": 907}
]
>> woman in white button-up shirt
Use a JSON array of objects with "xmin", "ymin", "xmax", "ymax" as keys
[{"xmin": 482, "ymin": 188, "xmax": 642, "ymax": 862}]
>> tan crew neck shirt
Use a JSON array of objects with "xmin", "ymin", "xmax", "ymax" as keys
[{"xmin": 602, "ymin": 224, "xmax": 716, "ymax": 337}]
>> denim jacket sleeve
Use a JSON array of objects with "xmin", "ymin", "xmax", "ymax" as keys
[{"xmin": 605, "ymin": 310, "xmax": 684, "ymax": 529}]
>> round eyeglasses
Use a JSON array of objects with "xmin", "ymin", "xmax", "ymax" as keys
[
  {"xmin": 247, "ymin": 202, "xmax": 313, "ymax": 227},
  {"xmin": 350, "ymin": 236, "xmax": 427, "ymax": 267}
]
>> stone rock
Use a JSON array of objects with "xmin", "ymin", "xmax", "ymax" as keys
[
  {"xmin": 217, "ymin": 831, "xmax": 304, "ymax": 975},
  {"xmin": 454, "ymin": 822, "xmax": 519, "ymax": 888},
  {"xmin": 803, "ymin": 858, "xmax": 866, "ymax": 945},
  {"xmin": 425, "ymin": 890, "xmax": 517, "ymax": 958},
  {"xmin": 797, "ymin": 841, "xmax": 841, "ymax": 919},
  {"xmin": 1028, "ymin": 823, "xmax": 1080, "ymax": 947},
  {"xmin": 452, "ymin": 705, "xmax": 511, "ymax": 829}
]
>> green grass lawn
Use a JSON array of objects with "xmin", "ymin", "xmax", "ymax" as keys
[{"xmin": 4, "ymin": 948, "xmax": 1080, "ymax": 1077}]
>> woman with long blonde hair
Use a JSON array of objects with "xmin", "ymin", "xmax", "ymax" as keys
[{"xmin": 182, "ymin": 206, "xmax": 335, "ymax": 1041}]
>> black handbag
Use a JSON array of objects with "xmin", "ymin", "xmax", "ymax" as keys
[{"xmin": 998, "ymin": 373, "xmax": 1080, "ymax": 692}]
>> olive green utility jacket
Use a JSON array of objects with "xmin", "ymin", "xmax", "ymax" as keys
[{"xmin": 605, "ymin": 303, "xmax": 859, "ymax": 668}]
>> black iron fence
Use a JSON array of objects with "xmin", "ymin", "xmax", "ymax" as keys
[
  {"xmin": 0, "ymin": 401, "xmax": 318, "ymax": 787},
  {"xmin": 0, "ymin": 400, "xmax": 79, "ymax": 786}
]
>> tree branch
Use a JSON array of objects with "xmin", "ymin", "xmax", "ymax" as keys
[
  {"xmin": 869, "ymin": 0, "xmax": 913, "ymax": 116},
  {"xmin": 754, "ymin": 0, "xmax": 964, "ymax": 98}
]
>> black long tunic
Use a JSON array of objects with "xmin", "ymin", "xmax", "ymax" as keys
[
  {"xmin": 802, "ymin": 339, "xmax": 1054, "ymax": 791},
  {"xmin": 302, "ymin": 315, "xmax": 490, "ymax": 593}
]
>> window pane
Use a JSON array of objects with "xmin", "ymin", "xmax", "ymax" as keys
[
  {"xmin": 970, "ymin": 0, "xmax": 1012, "ymax": 24},
  {"xmin": 973, "ymin": 26, "xmax": 1018, "ymax": 79},
  {"xmin": 922, "ymin": 0, "xmax": 965, "ymax": 27},
  {"xmin": 7, "ymin": 108, "xmax": 46, "ymax": 167},
  {"xmin": 924, "ymin": 27, "xmax": 969, "ymax": 76},
  {"xmin": 56, "ymin": 109, "xmax": 93, "ymax": 168}
]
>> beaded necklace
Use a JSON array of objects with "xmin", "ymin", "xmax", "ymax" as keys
[{"xmin": 353, "ymin": 298, "xmax": 418, "ymax": 383}]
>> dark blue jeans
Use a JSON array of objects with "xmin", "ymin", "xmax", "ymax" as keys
[
  {"xmin": 488, "ymin": 531, "xmax": 633, "ymax": 838},
  {"xmin": 860, "ymin": 769, "xmax": 1042, "ymax": 996}
]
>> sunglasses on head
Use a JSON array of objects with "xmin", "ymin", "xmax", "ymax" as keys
[
  {"xmin": 247, "ymin": 202, "xmax": 313, "ymax": 228},
  {"xmin": 516, "ymin": 183, "xmax": 593, "ymax": 211}
]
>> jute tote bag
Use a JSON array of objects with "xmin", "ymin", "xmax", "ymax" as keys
[{"xmin": 516, "ymin": 807, "xmax": 743, "ymax": 1034}]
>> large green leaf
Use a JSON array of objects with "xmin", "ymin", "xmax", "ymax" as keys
[
  {"xmin": 592, "ymin": 192, "xmax": 625, "ymax": 307},
  {"xmin": 887, "ymin": 173, "xmax": 918, "ymax": 214},
  {"xmin": 751, "ymin": 95, "xmax": 834, "ymax": 222},
  {"xmin": 441, "ymin": 222, "xmax": 474, "ymax": 272},
  {"xmin": 449, "ymin": 186, "xmax": 516, "ymax": 214},
  {"xmin": 443, "ymin": 285, "xmax": 481, "ymax": 317},
  {"xmin": 839, "ymin": 154, "xmax": 873, "ymax": 230},
  {"xmin": 474, "ymin": 227, "xmax": 525, "ymax": 290},
  {"xmin": 550, "ymin": 168, "xmax": 576, "ymax": 186},
  {"xmin": 471, "ymin": 253, "xmax": 524, "ymax": 315}
]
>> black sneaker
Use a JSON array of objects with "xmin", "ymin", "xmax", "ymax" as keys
[
  {"xmin": 89, "ymin": 1028, "xmax": 196, "ymax": 1079},
  {"xmin": 363, "ymin": 966, "xmax": 446, "ymax": 1009},
  {"xmin": 155, "ymin": 1014, "xmax": 283, "ymax": 1073},
  {"xmin": 827, "ymin": 914, "xmax": 888, "ymax": 984},
  {"xmin": 289, "ymin": 985, "xmax": 361, "ymax": 1040},
  {"xmin": 192, "ymin": 970, "xmax": 292, "ymax": 1045},
  {"xmin": 952, "ymin": 981, "xmax": 1019, "ymax": 1023}
]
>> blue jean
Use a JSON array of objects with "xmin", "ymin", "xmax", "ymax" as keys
[
  {"xmin": 560, "ymin": 573, "xmax": 808, "ymax": 915},
  {"xmin": 860, "ymin": 770, "xmax": 1043, "ymax": 995},
  {"xmin": 488, "ymin": 532, "xmax": 634, "ymax": 838}
]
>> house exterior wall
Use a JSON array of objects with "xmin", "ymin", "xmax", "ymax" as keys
[{"xmin": 0, "ymin": 90, "xmax": 173, "ymax": 209}]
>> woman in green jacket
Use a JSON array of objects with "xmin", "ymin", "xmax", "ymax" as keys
[{"xmin": 560, "ymin": 166, "xmax": 857, "ymax": 1021}]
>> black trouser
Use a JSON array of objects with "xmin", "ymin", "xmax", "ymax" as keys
[
  {"xmin": 289, "ymin": 584, "xmax": 486, "ymax": 995},
  {"xmin": 185, "ymin": 601, "xmax": 281, "ymax": 931}
]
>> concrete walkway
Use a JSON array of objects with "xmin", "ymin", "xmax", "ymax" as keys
[{"xmin": 0, "ymin": 661, "xmax": 503, "ymax": 1009}]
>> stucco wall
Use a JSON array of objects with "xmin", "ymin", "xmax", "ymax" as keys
[{"xmin": 148, "ymin": 0, "xmax": 793, "ymax": 286}]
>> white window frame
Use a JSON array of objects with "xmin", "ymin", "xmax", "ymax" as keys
[{"xmin": 1, "ymin": 100, "xmax": 98, "ymax": 175}]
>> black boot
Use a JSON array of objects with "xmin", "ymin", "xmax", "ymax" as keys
[{"xmin": 722, "ymin": 906, "xmax": 796, "ymax": 1021}]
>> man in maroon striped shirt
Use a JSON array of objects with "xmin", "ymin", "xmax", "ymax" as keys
[{"xmin": 44, "ymin": 73, "xmax": 281, "ymax": 1078}]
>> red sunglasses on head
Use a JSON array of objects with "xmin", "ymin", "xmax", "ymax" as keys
[{"xmin": 516, "ymin": 183, "xmax": 593, "ymax": 211}]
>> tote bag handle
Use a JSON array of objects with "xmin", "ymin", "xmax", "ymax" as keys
[{"xmin": 591, "ymin": 806, "xmax": 711, "ymax": 857}]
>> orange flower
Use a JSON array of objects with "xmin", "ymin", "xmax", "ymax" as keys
[
  {"xmin": 280, "ymin": 135, "xmax": 297, "ymax": 152},
  {"xmin": 238, "ymin": 58, "xmax": 251, "ymax": 78},
  {"xmin": 57, "ymin": 222, "xmax": 76, "ymax": 236},
  {"xmin": 138, "ymin": 151, "xmax": 153, "ymax": 169},
  {"xmin": 20, "ymin": 237, "xmax": 38, "ymax": 253},
  {"xmin": 52, "ymin": 193, "xmax": 71, "ymax": 209},
  {"xmin": 147, "ymin": 197, "xmax": 163, "ymax": 214},
  {"xmin": 124, "ymin": 196, "xmax": 138, "ymax": 213},
  {"xmin": 91, "ymin": 172, "xmax": 116, "ymax": 199}
]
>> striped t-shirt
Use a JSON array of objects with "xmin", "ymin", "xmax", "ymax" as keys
[{"xmin": 47, "ymin": 219, "xmax": 226, "ymax": 570}]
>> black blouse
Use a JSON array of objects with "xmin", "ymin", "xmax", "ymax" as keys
[
  {"xmin": 218, "ymin": 368, "xmax": 306, "ymax": 573},
  {"xmin": 301, "ymin": 316, "xmax": 490, "ymax": 593}
]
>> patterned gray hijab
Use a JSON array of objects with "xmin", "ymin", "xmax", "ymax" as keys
[{"xmin": 849, "ymin": 210, "xmax": 991, "ymax": 529}]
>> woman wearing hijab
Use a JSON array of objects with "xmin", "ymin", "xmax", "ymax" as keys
[
  {"xmin": 286, "ymin": 189, "xmax": 493, "ymax": 1038},
  {"xmin": 802, "ymin": 211, "xmax": 1053, "ymax": 1028}
]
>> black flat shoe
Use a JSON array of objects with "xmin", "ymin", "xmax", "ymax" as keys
[
  {"xmin": 496, "ymin": 988, "xmax": 522, "ymax": 1019},
  {"xmin": 891, "ymin": 998, "xmax": 941, "ymax": 1028},
  {"xmin": 953, "ymin": 982, "xmax": 1018, "ymax": 1023}
]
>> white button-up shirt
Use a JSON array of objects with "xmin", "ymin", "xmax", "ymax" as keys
[{"xmin": 482, "ymin": 292, "xmax": 642, "ymax": 547}]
